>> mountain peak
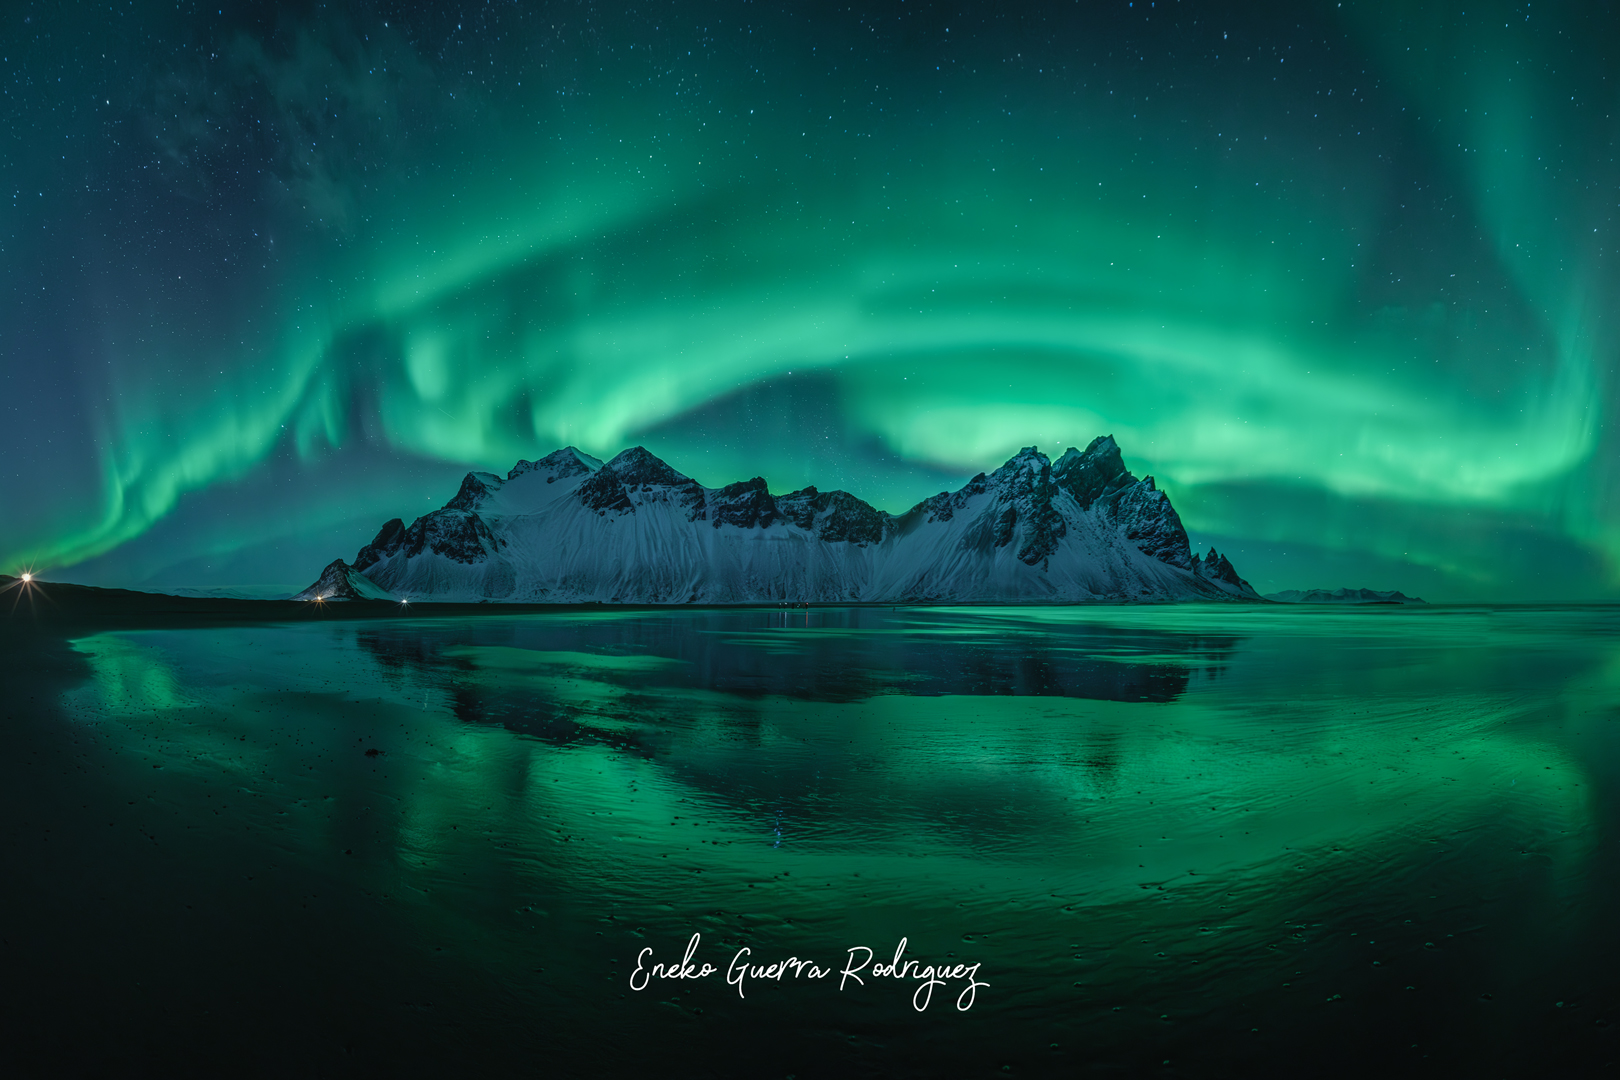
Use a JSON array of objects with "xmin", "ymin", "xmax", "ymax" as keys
[
  {"xmin": 998, "ymin": 445, "xmax": 1050, "ymax": 472},
  {"xmin": 444, "ymin": 471, "xmax": 504, "ymax": 511},
  {"xmin": 1052, "ymin": 434, "xmax": 1135, "ymax": 510},
  {"xmin": 1085, "ymin": 433, "xmax": 1120, "ymax": 454},
  {"xmin": 578, "ymin": 446, "xmax": 700, "ymax": 516},
  {"xmin": 293, "ymin": 558, "xmax": 390, "ymax": 601},
  {"xmin": 604, "ymin": 446, "xmax": 690, "ymax": 485},
  {"xmin": 354, "ymin": 519, "xmax": 406, "ymax": 571},
  {"xmin": 508, "ymin": 446, "xmax": 601, "ymax": 482},
  {"xmin": 1192, "ymin": 547, "xmax": 1253, "ymax": 594}
]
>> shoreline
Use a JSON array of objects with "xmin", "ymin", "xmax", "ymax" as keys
[
  {"xmin": 3, "ymin": 575, "xmax": 1273, "ymax": 630},
  {"xmin": 5, "ymin": 575, "xmax": 1610, "ymax": 634}
]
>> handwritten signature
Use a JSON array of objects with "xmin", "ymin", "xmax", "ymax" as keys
[{"xmin": 629, "ymin": 933, "xmax": 988, "ymax": 1012}]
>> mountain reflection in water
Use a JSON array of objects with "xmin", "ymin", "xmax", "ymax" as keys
[
  {"xmin": 354, "ymin": 605, "xmax": 1239, "ymax": 706},
  {"xmin": 1, "ymin": 604, "xmax": 1616, "ymax": 1077}
]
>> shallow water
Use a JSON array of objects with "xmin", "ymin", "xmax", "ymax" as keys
[{"xmin": 3, "ymin": 605, "xmax": 1619, "ymax": 1076}]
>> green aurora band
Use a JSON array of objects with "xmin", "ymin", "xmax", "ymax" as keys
[{"xmin": 2, "ymin": 0, "xmax": 1617, "ymax": 598}]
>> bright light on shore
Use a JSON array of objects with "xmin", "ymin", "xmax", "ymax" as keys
[{"xmin": 20, "ymin": 573, "xmax": 31, "ymax": 583}]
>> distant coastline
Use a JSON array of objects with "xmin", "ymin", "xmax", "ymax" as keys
[{"xmin": 1264, "ymin": 588, "xmax": 1426, "ymax": 605}]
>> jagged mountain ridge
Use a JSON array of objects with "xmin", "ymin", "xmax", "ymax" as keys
[{"xmin": 294, "ymin": 437, "xmax": 1261, "ymax": 603}]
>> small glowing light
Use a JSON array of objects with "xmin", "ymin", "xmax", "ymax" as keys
[
  {"xmin": 399, "ymin": 597, "xmax": 410, "ymax": 605},
  {"xmin": 21, "ymin": 573, "xmax": 32, "ymax": 583}
]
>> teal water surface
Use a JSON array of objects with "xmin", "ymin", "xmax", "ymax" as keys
[{"xmin": 3, "ymin": 605, "xmax": 1618, "ymax": 1076}]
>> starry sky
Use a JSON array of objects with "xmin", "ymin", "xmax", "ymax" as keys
[{"xmin": 3, "ymin": 0, "xmax": 1617, "ymax": 600}]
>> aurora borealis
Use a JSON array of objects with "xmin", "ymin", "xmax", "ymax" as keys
[{"xmin": 3, "ymin": 0, "xmax": 1617, "ymax": 599}]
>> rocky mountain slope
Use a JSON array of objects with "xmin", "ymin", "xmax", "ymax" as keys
[{"xmin": 294, "ymin": 437, "xmax": 1260, "ymax": 604}]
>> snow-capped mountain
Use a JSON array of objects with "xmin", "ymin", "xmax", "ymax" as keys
[
  {"xmin": 293, "ymin": 437, "xmax": 1261, "ymax": 604},
  {"xmin": 296, "ymin": 556, "xmax": 395, "ymax": 602}
]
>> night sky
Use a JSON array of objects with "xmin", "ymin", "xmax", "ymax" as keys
[{"xmin": 3, "ymin": 0, "xmax": 1617, "ymax": 600}]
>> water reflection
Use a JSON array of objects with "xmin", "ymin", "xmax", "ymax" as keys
[
  {"xmin": 354, "ymin": 606, "xmax": 1241, "ymax": 710},
  {"xmin": 13, "ymin": 605, "xmax": 1619, "ymax": 1075}
]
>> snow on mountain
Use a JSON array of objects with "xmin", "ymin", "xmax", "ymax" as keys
[
  {"xmin": 292, "ymin": 558, "xmax": 396, "ymax": 602},
  {"xmin": 297, "ymin": 438, "xmax": 1262, "ymax": 604},
  {"xmin": 1265, "ymin": 588, "xmax": 1427, "ymax": 605}
]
